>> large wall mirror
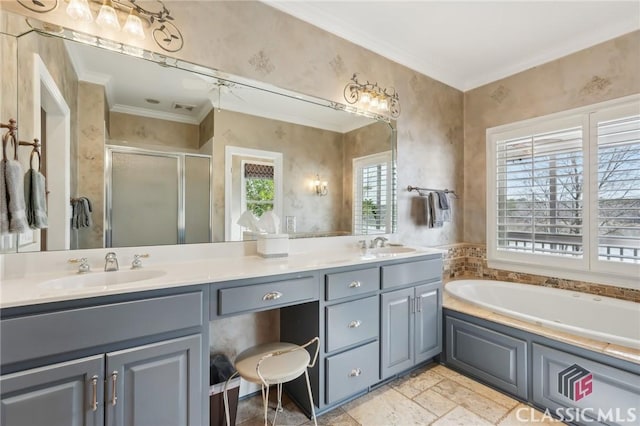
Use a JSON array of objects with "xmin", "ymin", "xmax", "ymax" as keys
[{"xmin": 0, "ymin": 14, "xmax": 396, "ymax": 253}]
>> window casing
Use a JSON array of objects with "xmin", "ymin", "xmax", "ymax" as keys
[{"xmin": 487, "ymin": 96, "xmax": 640, "ymax": 288}]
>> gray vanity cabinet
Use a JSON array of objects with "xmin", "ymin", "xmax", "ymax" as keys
[
  {"xmin": 380, "ymin": 261, "xmax": 442, "ymax": 380},
  {"xmin": 0, "ymin": 355, "xmax": 104, "ymax": 426},
  {"xmin": 0, "ymin": 288, "xmax": 207, "ymax": 426},
  {"xmin": 105, "ymin": 335, "xmax": 202, "ymax": 426}
]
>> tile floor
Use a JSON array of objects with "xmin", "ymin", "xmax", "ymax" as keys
[{"xmin": 234, "ymin": 364, "xmax": 564, "ymax": 425}]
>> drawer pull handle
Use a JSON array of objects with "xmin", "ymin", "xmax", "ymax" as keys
[
  {"xmin": 348, "ymin": 281, "xmax": 361, "ymax": 288},
  {"xmin": 348, "ymin": 368, "xmax": 362, "ymax": 377},
  {"xmin": 348, "ymin": 320, "xmax": 361, "ymax": 329},
  {"xmin": 110, "ymin": 371, "xmax": 118, "ymax": 406},
  {"xmin": 90, "ymin": 375, "xmax": 98, "ymax": 411},
  {"xmin": 263, "ymin": 291, "xmax": 283, "ymax": 301}
]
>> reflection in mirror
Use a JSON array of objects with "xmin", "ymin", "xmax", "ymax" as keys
[{"xmin": 1, "ymin": 18, "xmax": 395, "ymax": 253}]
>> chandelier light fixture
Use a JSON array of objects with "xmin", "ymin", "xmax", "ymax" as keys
[
  {"xmin": 19, "ymin": 0, "xmax": 183, "ymax": 51},
  {"xmin": 343, "ymin": 73, "xmax": 400, "ymax": 118}
]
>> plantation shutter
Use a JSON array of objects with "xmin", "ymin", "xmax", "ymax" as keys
[
  {"xmin": 353, "ymin": 152, "xmax": 392, "ymax": 235},
  {"xmin": 495, "ymin": 125, "xmax": 584, "ymax": 257},
  {"xmin": 596, "ymin": 113, "xmax": 640, "ymax": 263}
]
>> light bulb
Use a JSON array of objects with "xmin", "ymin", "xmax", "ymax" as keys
[
  {"xmin": 359, "ymin": 91, "xmax": 371, "ymax": 104},
  {"xmin": 370, "ymin": 96, "xmax": 379, "ymax": 108},
  {"xmin": 96, "ymin": 0, "xmax": 120, "ymax": 31},
  {"xmin": 123, "ymin": 9, "xmax": 145, "ymax": 40},
  {"xmin": 378, "ymin": 98, "xmax": 389, "ymax": 111},
  {"xmin": 66, "ymin": 0, "xmax": 93, "ymax": 22}
]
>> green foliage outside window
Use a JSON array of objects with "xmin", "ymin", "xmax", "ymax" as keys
[{"xmin": 246, "ymin": 178, "xmax": 275, "ymax": 217}]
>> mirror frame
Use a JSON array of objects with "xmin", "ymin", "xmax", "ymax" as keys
[{"xmin": 2, "ymin": 14, "xmax": 398, "ymax": 253}]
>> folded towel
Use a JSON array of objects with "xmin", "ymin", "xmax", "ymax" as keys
[
  {"xmin": 436, "ymin": 191, "xmax": 449, "ymax": 210},
  {"xmin": 410, "ymin": 196, "xmax": 430, "ymax": 226},
  {"xmin": 4, "ymin": 159, "xmax": 28, "ymax": 233},
  {"xmin": 0, "ymin": 160, "xmax": 8, "ymax": 235},
  {"xmin": 428, "ymin": 192, "xmax": 450, "ymax": 228},
  {"xmin": 24, "ymin": 168, "xmax": 48, "ymax": 229},
  {"xmin": 71, "ymin": 197, "xmax": 93, "ymax": 229}
]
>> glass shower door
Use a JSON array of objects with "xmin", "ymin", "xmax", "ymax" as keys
[{"xmin": 108, "ymin": 150, "xmax": 180, "ymax": 247}]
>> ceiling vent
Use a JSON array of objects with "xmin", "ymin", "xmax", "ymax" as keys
[{"xmin": 172, "ymin": 102, "xmax": 196, "ymax": 112}]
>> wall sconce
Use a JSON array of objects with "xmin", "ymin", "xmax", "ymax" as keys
[
  {"xmin": 19, "ymin": 0, "xmax": 183, "ymax": 51},
  {"xmin": 343, "ymin": 73, "xmax": 400, "ymax": 118},
  {"xmin": 314, "ymin": 174, "xmax": 328, "ymax": 196}
]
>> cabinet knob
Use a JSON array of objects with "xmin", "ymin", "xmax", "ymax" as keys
[
  {"xmin": 348, "ymin": 320, "xmax": 361, "ymax": 329},
  {"xmin": 262, "ymin": 291, "xmax": 283, "ymax": 301},
  {"xmin": 348, "ymin": 368, "xmax": 362, "ymax": 377},
  {"xmin": 348, "ymin": 281, "xmax": 361, "ymax": 289}
]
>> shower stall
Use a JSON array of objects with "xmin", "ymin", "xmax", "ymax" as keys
[{"xmin": 105, "ymin": 145, "xmax": 212, "ymax": 247}]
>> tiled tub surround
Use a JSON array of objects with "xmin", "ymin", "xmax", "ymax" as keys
[{"xmin": 441, "ymin": 243, "xmax": 640, "ymax": 303}]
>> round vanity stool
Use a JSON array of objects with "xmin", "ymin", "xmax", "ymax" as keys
[{"xmin": 224, "ymin": 338, "xmax": 319, "ymax": 426}]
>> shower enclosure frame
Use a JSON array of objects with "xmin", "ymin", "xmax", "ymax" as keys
[{"xmin": 104, "ymin": 144, "xmax": 212, "ymax": 248}]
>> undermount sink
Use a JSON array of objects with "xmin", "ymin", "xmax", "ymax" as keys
[
  {"xmin": 370, "ymin": 246, "xmax": 416, "ymax": 257},
  {"xmin": 39, "ymin": 269, "xmax": 166, "ymax": 290}
]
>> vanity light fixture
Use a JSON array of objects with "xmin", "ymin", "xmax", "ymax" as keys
[
  {"xmin": 66, "ymin": 0, "xmax": 93, "ymax": 22},
  {"xmin": 314, "ymin": 174, "xmax": 328, "ymax": 196},
  {"xmin": 343, "ymin": 73, "xmax": 401, "ymax": 118},
  {"xmin": 21, "ymin": 0, "xmax": 184, "ymax": 51},
  {"xmin": 122, "ymin": 8, "xmax": 145, "ymax": 40},
  {"xmin": 95, "ymin": 0, "xmax": 120, "ymax": 31}
]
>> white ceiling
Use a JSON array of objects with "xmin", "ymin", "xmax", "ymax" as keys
[{"xmin": 266, "ymin": 1, "xmax": 640, "ymax": 91}]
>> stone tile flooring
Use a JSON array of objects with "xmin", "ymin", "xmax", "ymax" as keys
[{"xmin": 235, "ymin": 364, "xmax": 564, "ymax": 425}]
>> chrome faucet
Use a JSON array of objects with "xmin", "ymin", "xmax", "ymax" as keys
[
  {"xmin": 104, "ymin": 252, "xmax": 119, "ymax": 272},
  {"xmin": 131, "ymin": 254, "xmax": 150, "ymax": 269},
  {"xmin": 69, "ymin": 257, "xmax": 91, "ymax": 274},
  {"xmin": 369, "ymin": 236, "xmax": 388, "ymax": 249}
]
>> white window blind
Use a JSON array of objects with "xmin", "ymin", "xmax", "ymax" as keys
[
  {"xmin": 496, "ymin": 126, "xmax": 584, "ymax": 257},
  {"xmin": 353, "ymin": 152, "xmax": 392, "ymax": 235},
  {"xmin": 596, "ymin": 113, "xmax": 640, "ymax": 263}
]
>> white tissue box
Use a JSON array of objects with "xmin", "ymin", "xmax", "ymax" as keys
[{"xmin": 257, "ymin": 233, "xmax": 289, "ymax": 258}]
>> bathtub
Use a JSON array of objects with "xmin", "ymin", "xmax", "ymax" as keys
[{"xmin": 445, "ymin": 279, "xmax": 640, "ymax": 350}]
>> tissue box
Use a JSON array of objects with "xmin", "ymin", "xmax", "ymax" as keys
[{"xmin": 257, "ymin": 233, "xmax": 289, "ymax": 258}]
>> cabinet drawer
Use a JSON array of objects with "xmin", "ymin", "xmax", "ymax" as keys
[
  {"xmin": 1, "ymin": 291, "xmax": 203, "ymax": 366},
  {"xmin": 325, "ymin": 267, "xmax": 379, "ymax": 301},
  {"xmin": 326, "ymin": 341, "xmax": 379, "ymax": 405},
  {"xmin": 218, "ymin": 276, "xmax": 316, "ymax": 315},
  {"xmin": 326, "ymin": 296, "xmax": 378, "ymax": 353},
  {"xmin": 381, "ymin": 258, "xmax": 441, "ymax": 289}
]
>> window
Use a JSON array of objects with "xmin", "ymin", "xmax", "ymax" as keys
[
  {"xmin": 353, "ymin": 151, "xmax": 393, "ymax": 235},
  {"xmin": 243, "ymin": 162, "xmax": 275, "ymax": 217},
  {"xmin": 487, "ymin": 96, "xmax": 639, "ymax": 287}
]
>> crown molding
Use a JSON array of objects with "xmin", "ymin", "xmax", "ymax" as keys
[{"xmin": 110, "ymin": 104, "xmax": 201, "ymax": 125}]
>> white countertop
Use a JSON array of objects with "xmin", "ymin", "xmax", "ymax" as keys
[{"xmin": 0, "ymin": 245, "xmax": 443, "ymax": 309}]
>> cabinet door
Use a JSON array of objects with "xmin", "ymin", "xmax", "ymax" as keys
[
  {"xmin": 380, "ymin": 287, "xmax": 414, "ymax": 379},
  {"xmin": 415, "ymin": 282, "xmax": 442, "ymax": 364},
  {"xmin": 105, "ymin": 335, "xmax": 202, "ymax": 426},
  {"xmin": 0, "ymin": 355, "xmax": 104, "ymax": 426}
]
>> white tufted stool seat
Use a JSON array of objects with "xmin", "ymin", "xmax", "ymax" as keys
[{"xmin": 224, "ymin": 338, "xmax": 319, "ymax": 426}]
